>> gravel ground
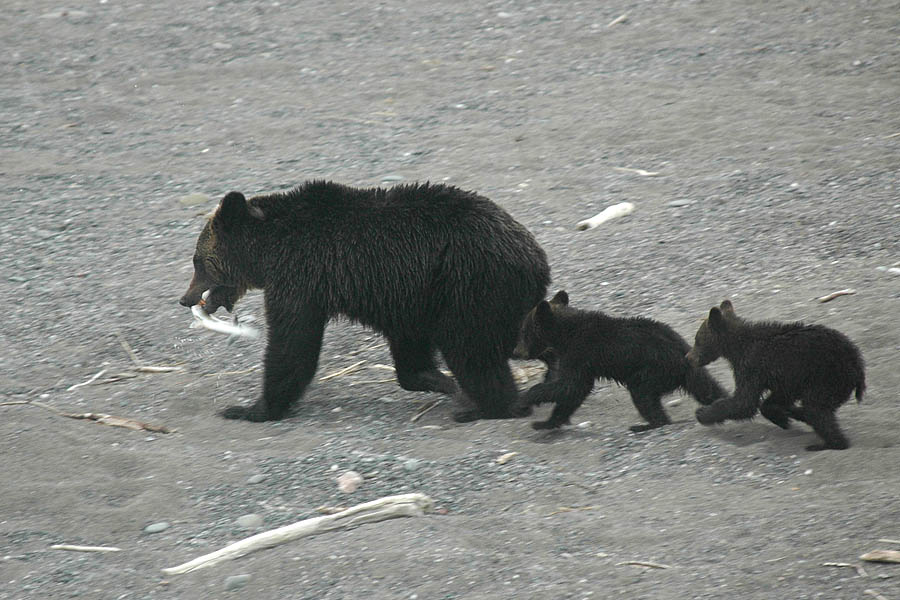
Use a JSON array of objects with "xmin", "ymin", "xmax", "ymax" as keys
[{"xmin": 2, "ymin": 1, "xmax": 899, "ymax": 598}]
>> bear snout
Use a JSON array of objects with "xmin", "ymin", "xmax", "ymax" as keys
[{"xmin": 685, "ymin": 350, "xmax": 699, "ymax": 368}]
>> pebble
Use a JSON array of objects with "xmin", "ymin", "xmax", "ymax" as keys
[
  {"xmin": 381, "ymin": 175, "xmax": 404, "ymax": 182},
  {"xmin": 179, "ymin": 193, "xmax": 211, "ymax": 207},
  {"xmin": 403, "ymin": 459, "xmax": 422, "ymax": 472},
  {"xmin": 337, "ymin": 471, "xmax": 364, "ymax": 493},
  {"xmin": 246, "ymin": 474, "xmax": 267, "ymax": 484},
  {"xmin": 224, "ymin": 574, "xmax": 252, "ymax": 591},
  {"xmin": 667, "ymin": 199, "xmax": 693, "ymax": 207},
  {"xmin": 235, "ymin": 514, "xmax": 263, "ymax": 529},
  {"xmin": 144, "ymin": 522, "xmax": 170, "ymax": 534}
]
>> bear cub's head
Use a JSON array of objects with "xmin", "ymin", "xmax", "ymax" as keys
[
  {"xmin": 179, "ymin": 191, "xmax": 264, "ymax": 314},
  {"xmin": 512, "ymin": 290, "xmax": 570, "ymax": 360},
  {"xmin": 686, "ymin": 299, "xmax": 737, "ymax": 368}
]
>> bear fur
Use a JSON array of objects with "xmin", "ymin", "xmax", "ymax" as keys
[
  {"xmin": 512, "ymin": 291, "xmax": 727, "ymax": 431},
  {"xmin": 180, "ymin": 181, "xmax": 550, "ymax": 423},
  {"xmin": 686, "ymin": 300, "xmax": 866, "ymax": 451}
]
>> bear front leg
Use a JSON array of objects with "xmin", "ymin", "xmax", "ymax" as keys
[
  {"xmin": 522, "ymin": 372, "xmax": 594, "ymax": 430},
  {"xmin": 222, "ymin": 305, "xmax": 327, "ymax": 422}
]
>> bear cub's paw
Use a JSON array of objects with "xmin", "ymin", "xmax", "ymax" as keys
[
  {"xmin": 695, "ymin": 406, "xmax": 724, "ymax": 425},
  {"xmin": 221, "ymin": 404, "xmax": 273, "ymax": 422}
]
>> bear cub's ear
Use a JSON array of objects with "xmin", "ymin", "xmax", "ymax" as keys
[
  {"xmin": 708, "ymin": 307, "xmax": 726, "ymax": 332},
  {"xmin": 535, "ymin": 300, "xmax": 555, "ymax": 326},
  {"xmin": 217, "ymin": 191, "xmax": 264, "ymax": 229},
  {"xmin": 549, "ymin": 290, "xmax": 569, "ymax": 307}
]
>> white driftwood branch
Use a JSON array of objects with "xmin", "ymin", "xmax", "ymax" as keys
[
  {"xmin": 576, "ymin": 202, "xmax": 635, "ymax": 230},
  {"xmin": 51, "ymin": 544, "xmax": 122, "ymax": 553},
  {"xmin": 817, "ymin": 288, "xmax": 856, "ymax": 303},
  {"xmin": 161, "ymin": 493, "xmax": 433, "ymax": 575},
  {"xmin": 860, "ymin": 549, "xmax": 900, "ymax": 563}
]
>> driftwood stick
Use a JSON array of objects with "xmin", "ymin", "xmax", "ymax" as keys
[
  {"xmin": 576, "ymin": 202, "xmax": 635, "ymax": 231},
  {"xmin": 319, "ymin": 360, "xmax": 366, "ymax": 381},
  {"xmin": 817, "ymin": 289, "xmax": 856, "ymax": 303},
  {"xmin": 116, "ymin": 332, "xmax": 142, "ymax": 366},
  {"xmin": 877, "ymin": 539, "xmax": 900, "ymax": 545},
  {"xmin": 0, "ymin": 400, "xmax": 174, "ymax": 433},
  {"xmin": 67, "ymin": 369, "xmax": 109, "ymax": 391},
  {"xmin": 861, "ymin": 549, "xmax": 900, "ymax": 563},
  {"xmin": 616, "ymin": 560, "xmax": 671, "ymax": 569},
  {"xmin": 410, "ymin": 399, "xmax": 442, "ymax": 423},
  {"xmin": 50, "ymin": 544, "xmax": 122, "ymax": 553},
  {"xmin": 161, "ymin": 493, "xmax": 432, "ymax": 575}
]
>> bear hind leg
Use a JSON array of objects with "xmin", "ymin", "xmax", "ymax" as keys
[
  {"xmin": 799, "ymin": 399, "xmax": 849, "ymax": 451},
  {"xmin": 628, "ymin": 382, "xmax": 671, "ymax": 432},
  {"xmin": 445, "ymin": 358, "xmax": 526, "ymax": 422},
  {"xmin": 389, "ymin": 336, "xmax": 458, "ymax": 395}
]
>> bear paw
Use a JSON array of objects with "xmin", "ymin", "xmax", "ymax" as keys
[
  {"xmin": 531, "ymin": 419, "xmax": 561, "ymax": 430},
  {"xmin": 221, "ymin": 404, "xmax": 274, "ymax": 422},
  {"xmin": 451, "ymin": 407, "xmax": 484, "ymax": 423},
  {"xmin": 695, "ymin": 406, "xmax": 724, "ymax": 425}
]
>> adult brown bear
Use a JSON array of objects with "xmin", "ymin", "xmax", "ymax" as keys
[{"xmin": 180, "ymin": 181, "xmax": 550, "ymax": 423}]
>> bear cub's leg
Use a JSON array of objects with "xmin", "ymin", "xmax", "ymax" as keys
[
  {"xmin": 627, "ymin": 379, "xmax": 671, "ymax": 432},
  {"xmin": 522, "ymin": 372, "xmax": 594, "ymax": 430},
  {"xmin": 389, "ymin": 336, "xmax": 459, "ymax": 395}
]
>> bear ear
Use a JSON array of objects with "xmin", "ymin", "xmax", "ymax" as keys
[
  {"xmin": 550, "ymin": 290, "xmax": 569, "ymax": 306},
  {"xmin": 535, "ymin": 300, "xmax": 555, "ymax": 325},
  {"xmin": 217, "ymin": 191, "xmax": 248, "ymax": 229},
  {"xmin": 708, "ymin": 307, "xmax": 726, "ymax": 331},
  {"xmin": 719, "ymin": 299, "xmax": 735, "ymax": 314}
]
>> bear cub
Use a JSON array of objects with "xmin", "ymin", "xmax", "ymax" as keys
[
  {"xmin": 513, "ymin": 291, "xmax": 727, "ymax": 431},
  {"xmin": 686, "ymin": 300, "xmax": 866, "ymax": 451},
  {"xmin": 180, "ymin": 181, "xmax": 550, "ymax": 423}
]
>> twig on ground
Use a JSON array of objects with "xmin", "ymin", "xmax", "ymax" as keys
[
  {"xmin": 823, "ymin": 562, "xmax": 867, "ymax": 577},
  {"xmin": 817, "ymin": 289, "xmax": 856, "ymax": 303},
  {"xmin": 134, "ymin": 365, "xmax": 183, "ymax": 373},
  {"xmin": 864, "ymin": 590, "xmax": 890, "ymax": 600},
  {"xmin": 616, "ymin": 560, "xmax": 671, "ymax": 569},
  {"xmin": 0, "ymin": 400, "xmax": 174, "ymax": 433},
  {"xmin": 67, "ymin": 369, "xmax": 108, "ymax": 391},
  {"xmin": 612, "ymin": 166, "xmax": 660, "ymax": 177},
  {"xmin": 204, "ymin": 365, "xmax": 262, "ymax": 377},
  {"xmin": 547, "ymin": 505, "xmax": 603, "ymax": 516},
  {"xmin": 607, "ymin": 13, "xmax": 628, "ymax": 27},
  {"xmin": 349, "ymin": 378, "xmax": 396, "ymax": 385},
  {"xmin": 161, "ymin": 493, "xmax": 432, "ymax": 575},
  {"xmin": 410, "ymin": 399, "xmax": 442, "ymax": 423},
  {"xmin": 116, "ymin": 332, "xmax": 141, "ymax": 366},
  {"xmin": 877, "ymin": 539, "xmax": 900, "ymax": 545},
  {"xmin": 50, "ymin": 544, "xmax": 122, "ymax": 553},
  {"xmin": 319, "ymin": 360, "xmax": 366, "ymax": 381}
]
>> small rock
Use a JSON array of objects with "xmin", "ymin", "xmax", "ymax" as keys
[
  {"xmin": 381, "ymin": 174, "xmax": 404, "ymax": 182},
  {"xmin": 212, "ymin": 42, "xmax": 233, "ymax": 50},
  {"xmin": 888, "ymin": 268, "xmax": 900, "ymax": 276},
  {"xmin": 402, "ymin": 459, "xmax": 422, "ymax": 472},
  {"xmin": 804, "ymin": 469, "xmax": 813, "ymax": 475},
  {"xmin": 577, "ymin": 421, "xmax": 593, "ymax": 429},
  {"xmin": 224, "ymin": 574, "xmax": 251, "ymax": 591},
  {"xmin": 144, "ymin": 522, "xmax": 170, "ymax": 534},
  {"xmin": 246, "ymin": 474, "xmax": 267, "ymax": 484},
  {"xmin": 337, "ymin": 471, "xmax": 364, "ymax": 493},
  {"xmin": 667, "ymin": 199, "xmax": 693, "ymax": 207},
  {"xmin": 179, "ymin": 193, "xmax": 210, "ymax": 207},
  {"xmin": 235, "ymin": 514, "xmax": 263, "ymax": 529}
]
